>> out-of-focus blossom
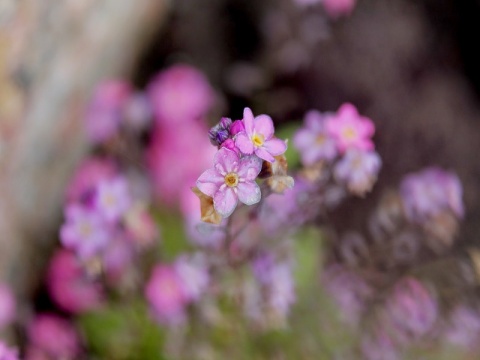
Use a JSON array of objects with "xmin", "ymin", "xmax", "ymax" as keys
[
  {"xmin": 175, "ymin": 256, "xmax": 209, "ymax": 302},
  {"xmin": 326, "ymin": 103, "xmax": 375, "ymax": 153},
  {"xmin": 385, "ymin": 277, "xmax": 438, "ymax": 339},
  {"xmin": 60, "ymin": 204, "xmax": 111, "ymax": 259},
  {"xmin": 323, "ymin": 264, "xmax": 372, "ymax": 326},
  {"xmin": 85, "ymin": 80, "xmax": 131, "ymax": 143},
  {"xmin": 294, "ymin": 110, "xmax": 337, "ymax": 165},
  {"xmin": 47, "ymin": 249, "xmax": 103, "ymax": 314},
  {"xmin": 147, "ymin": 121, "xmax": 216, "ymax": 205},
  {"xmin": 102, "ymin": 237, "xmax": 134, "ymax": 282},
  {"xmin": 196, "ymin": 148, "xmax": 262, "ymax": 217},
  {"xmin": 235, "ymin": 107, "xmax": 287, "ymax": 163},
  {"xmin": 27, "ymin": 314, "xmax": 81, "ymax": 360},
  {"xmin": 0, "ymin": 342, "xmax": 18, "ymax": 360},
  {"xmin": 123, "ymin": 92, "xmax": 152, "ymax": 131},
  {"xmin": 339, "ymin": 232, "xmax": 369, "ymax": 267},
  {"xmin": 334, "ymin": 149, "xmax": 381, "ymax": 196},
  {"xmin": 147, "ymin": 64, "xmax": 214, "ymax": 125},
  {"xmin": 444, "ymin": 305, "xmax": 480, "ymax": 349},
  {"xmin": 361, "ymin": 329, "xmax": 399, "ymax": 360},
  {"xmin": 322, "ymin": 0, "xmax": 357, "ymax": 19},
  {"xmin": 0, "ymin": 283, "xmax": 15, "ymax": 330},
  {"xmin": 65, "ymin": 156, "xmax": 117, "ymax": 204},
  {"xmin": 400, "ymin": 167, "xmax": 464, "ymax": 223},
  {"xmin": 145, "ymin": 264, "xmax": 189, "ymax": 325},
  {"xmin": 124, "ymin": 202, "xmax": 158, "ymax": 247},
  {"xmin": 94, "ymin": 176, "xmax": 131, "ymax": 222},
  {"xmin": 267, "ymin": 263, "xmax": 296, "ymax": 319}
]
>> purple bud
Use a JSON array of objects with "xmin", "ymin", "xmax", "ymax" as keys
[
  {"xmin": 230, "ymin": 120, "xmax": 245, "ymax": 136},
  {"xmin": 220, "ymin": 117, "xmax": 232, "ymax": 129},
  {"xmin": 209, "ymin": 117, "xmax": 233, "ymax": 146}
]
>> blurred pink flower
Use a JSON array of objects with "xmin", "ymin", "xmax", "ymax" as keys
[
  {"xmin": 196, "ymin": 148, "xmax": 262, "ymax": 217},
  {"xmin": 0, "ymin": 283, "xmax": 15, "ymax": 330},
  {"xmin": 123, "ymin": 92, "xmax": 152, "ymax": 131},
  {"xmin": 147, "ymin": 64, "xmax": 214, "ymax": 125},
  {"xmin": 145, "ymin": 265, "xmax": 189, "ymax": 325},
  {"xmin": 445, "ymin": 305, "xmax": 480, "ymax": 349},
  {"xmin": 124, "ymin": 202, "xmax": 158, "ymax": 247},
  {"xmin": 47, "ymin": 249, "xmax": 103, "ymax": 314},
  {"xmin": 85, "ymin": 80, "xmax": 131, "ymax": 143},
  {"xmin": 175, "ymin": 255, "xmax": 209, "ymax": 302},
  {"xmin": 0, "ymin": 342, "xmax": 18, "ymax": 360},
  {"xmin": 102, "ymin": 236, "xmax": 135, "ymax": 282},
  {"xmin": 235, "ymin": 107, "xmax": 287, "ymax": 162},
  {"xmin": 147, "ymin": 121, "xmax": 216, "ymax": 205},
  {"xmin": 294, "ymin": 110, "xmax": 337, "ymax": 165},
  {"xmin": 361, "ymin": 329, "xmax": 399, "ymax": 360},
  {"xmin": 323, "ymin": 0, "xmax": 357, "ymax": 19},
  {"xmin": 65, "ymin": 156, "xmax": 117, "ymax": 204},
  {"xmin": 326, "ymin": 103, "xmax": 375, "ymax": 153},
  {"xmin": 94, "ymin": 176, "xmax": 131, "ymax": 222},
  {"xmin": 27, "ymin": 314, "xmax": 81, "ymax": 360},
  {"xmin": 60, "ymin": 204, "xmax": 111, "ymax": 259}
]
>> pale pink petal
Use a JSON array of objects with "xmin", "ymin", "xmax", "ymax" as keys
[
  {"xmin": 237, "ymin": 156, "xmax": 263, "ymax": 181},
  {"xmin": 237, "ymin": 182, "xmax": 261, "ymax": 205},
  {"xmin": 338, "ymin": 103, "xmax": 358, "ymax": 117},
  {"xmin": 264, "ymin": 138, "xmax": 287, "ymax": 156},
  {"xmin": 196, "ymin": 169, "xmax": 224, "ymax": 197},
  {"xmin": 293, "ymin": 129, "xmax": 316, "ymax": 151},
  {"xmin": 254, "ymin": 115, "xmax": 274, "ymax": 139},
  {"xmin": 235, "ymin": 132, "xmax": 255, "ymax": 155},
  {"xmin": 214, "ymin": 148, "xmax": 240, "ymax": 174},
  {"xmin": 255, "ymin": 147, "xmax": 275, "ymax": 162},
  {"xmin": 243, "ymin": 107, "xmax": 255, "ymax": 135},
  {"xmin": 214, "ymin": 188, "xmax": 238, "ymax": 217}
]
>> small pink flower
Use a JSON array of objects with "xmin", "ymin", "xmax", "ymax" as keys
[
  {"xmin": 145, "ymin": 265, "xmax": 189, "ymax": 325},
  {"xmin": 326, "ymin": 103, "xmax": 375, "ymax": 153},
  {"xmin": 47, "ymin": 250, "xmax": 104, "ymax": 314},
  {"xmin": 0, "ymin": 283, "xmax": 15, "ymax": 330},
  {"xmin": 220, "ymin": 138, "xmax": 240, "ymax": 155},
  {"xmin": 196, "ymin": 148, "xmax": 262, "ymax": 217},
  {"xmin": 175, "ymin": 255, "xmax": 209, "ymax": 302},
  {"xmin": 27, "ymin": 314, "xmax": 81, "ymax": 359},
  {"xmin": 323, "ymin": 0, "xmax": 357, "ymax": 19},
  {"xmin": 124, "ymin": 202, "xmax": 158, "ymax": 247},
  {"xmin": 0, "ymin": 342, "xmax": 18, "ymax": 360},
  {"xmin": 60, "ymin": 204, "xmax": 110, "ymax": 259},
  {"xmin": 94, "ymin": 176, "xmax": 131, "ymax": 222},
  {"xmin": 230, "ymin": 120, "xmax": 245, "ymax": 136},
  {"xmin": 235, "ymin": 108, "xmax": 287, "ymax": 162}
]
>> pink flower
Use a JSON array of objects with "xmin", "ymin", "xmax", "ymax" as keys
[
  {"xmin": 0, "ymin": 342, "xmax": 18, "ymax": 360},
  {"xmin": 60, "ymin": 204, "xmax": 111, "ymax": 259},
  {"xmin": 293, "ymin": 110, "xmax": 337, "ymax": 165},
  {"xmin": 124, "ymin": 202, "xmax": 158, "ymax": 247},
  {"xmin": 323, "ymin": 0, "xmax": 356, "ymax": 19},
  {"xmin": 65, "ymin": 156, "xmax": 117, "ymax": 204},
  {"xmin": 326, "ymin": 103, "xmax": 375, "ymax": 153},
  {"xmin": 196, "ymin": 148, "xmax": 262, "ymax": 217},
  {"xmin": 147, "ymin": 64, "xmax": 214, "ymax": 125},
  {"xmin": 85, "ymin": 80, "xmax": 131, "ymax": 143},
  {"xmin": 0, "ymin": 283, "xmax": 15, "ymax": 330},
  {"xmin": 145, "ymin": 265, "xmax": 189, "ymax": 325},
  {"xmin": 175, "ymin": 255, "xmax": 209, "ymax": 302},
  {"xmin": 94, "ymin": 176, "xmax": 131, "ymax": 222},
  {"xmin": 235, "ymin": 108, "xmax": 287, "ymax": 162},
  {"xmin": 27, "ymin": 314, "xmax": 81, "ymax": 359},
  {"xmin": 47, "ymin": 249, "xmax": 103, "ymax": 314}
]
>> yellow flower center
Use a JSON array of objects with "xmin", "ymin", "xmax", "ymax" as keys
[
  {"xmin": 224, "ymin": 172, "xmax": 239, "ymax": 187},
  {"xmin": 252, "ymin": 133, "xmax": 265, "ymax": 147},
  {"xmin": 342, "ymin": 127, "xmax": 357, "ymax": 140}
]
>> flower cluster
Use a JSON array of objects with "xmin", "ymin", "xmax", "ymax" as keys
[{"xmin": 196, "ymin": 107, "xmax": 289, "ymax": 221}]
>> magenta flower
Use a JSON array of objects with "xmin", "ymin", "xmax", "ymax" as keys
[
  {"xmin": 0, "ymin": 342, "xmax": 18, "ymax": 360},
  {"xmin": 323, "ymin": 0, "xmax": 357, "ymax": 18},
  {"xmin": 235, "ymin": 108, "xmax": 287, "ymax": 162},
  {"xmin": 27, "ymin": 314, "xmax": 81, "ymax": 360},
  {"xmin": 60, "ymin": 204, "xmax": 110, "ymax": 259},
  {"xmin": 326, "ymin": 103, "xmax": 375, "ymax": 153},
  {"xmin": 293, "ymin": 110, "xmax": 337, "ymax": 165},
  {"xmin": 145, "ymin": 264, "xmax": 189, "ymax": 325},
  {"xmin": 196, "ymin": 148, "xmax": 262, "ymax": 217},
  {"xmin": 0, "ymin": 283, "xmax": 15, "ymax": 330},
  {"xmin": 47, "ymin": 250, "xmax": 104, "ymax": 314},
  {"xmin": 94, "ymin": 176, "xmax": 131, "ymax": 222}
]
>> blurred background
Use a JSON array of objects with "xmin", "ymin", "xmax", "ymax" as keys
[{"xmin": 2, "ymin": 0, "xmax": 480, "ymax": 359}]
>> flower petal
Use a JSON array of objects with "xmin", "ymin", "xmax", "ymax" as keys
[
  {"xmin": 196, "ymin": 168, "xmax": 224, "ymax": 197},
  {"xmin": 254, "ymin": 115, "xmax": 274, "ymax": 139},
  {"xmin": 238, "ymin": 155, "xmax": 263, "ymax": 181},
  {"xmin": 214, "ymin": 188, "xmax": 238, "ymax": 217},
  {"xmin": 255, "ymin": 147, "xmax": 275, "ymax": 162},
  {"xmin": 243, "ymin": 107, "xmax": 254, "ymax": 135},
  {"xmin": 264, "ymin": 138, "xmax": 287, "ymax": 156},
  {"xmin": 235, "ymin": 132, "xmax": 255, "ymax": 155},
  {"xmin": 214, "ymin": 148, "xmax": 240, "ymax": 174},
  {"xmin": 293, "ymin": 129, "xmax": 316, "ymax": 151},
  {"xmin": 237, "ymin": 182, "xmax": 261, "ymax": 206}
]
